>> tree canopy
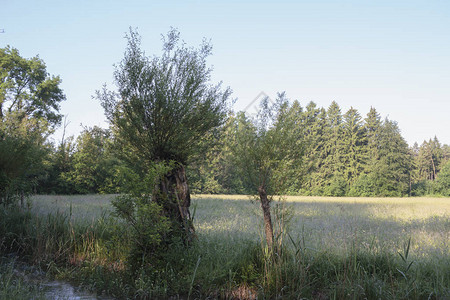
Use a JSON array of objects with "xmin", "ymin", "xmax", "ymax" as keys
[
  {"xmin": 97, "ymin": 29, "xmax": 231, "ymax": 166},
  {"xmin": 0, "ymin": 46, "xmax": 65, "ymax": 128},
  {"xmin": 0, "ymin": 46, "xmax": 65, "ymax": 204}
]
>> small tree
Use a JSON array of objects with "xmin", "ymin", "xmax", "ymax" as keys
[
  {"xmin": 97, "ymin": 29, "xmax": 231, "ymax": 239},
  {"xmin": 233, "ymin": 93, "xmax": 303, "ymax": 250}
]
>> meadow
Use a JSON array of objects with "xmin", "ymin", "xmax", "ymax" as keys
[
  {"xmin": 193, "ymin": 195, "xmax": 449, "ymax": 260},
  {"xmin": 2, "ymin": 194, "xmax": 448, "ymax": 299},
  {"xmin": 31, "ymin": 194, "xmax": 449, "ymax": 260}
]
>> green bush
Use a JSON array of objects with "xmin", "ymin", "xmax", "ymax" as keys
[
  {"xmin": 112, "ymin": 194, "xmax": 171, "ymax": 272},
  {"xmin": 110, "ymin": 161, "xmax": 189, "ymax": 275},
  {"xmin": 434, "ymin": 160, "xmax": 450, "ymax": 196}
]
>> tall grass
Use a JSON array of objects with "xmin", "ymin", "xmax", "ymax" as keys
[
  {"xmin": 187, "ymin": 195, "xmax": 449, "ymax": 298},
  {"xmin": 0, "ymin": 259, "xmax": 47, "ymax": 300},
  {"xmin": 194, "ymin": 195, "xmax": 449, "ymax": 259},
  {"xmin": 0, "ymin": 202, "xmax": 125, "ymax": 298},
  {"xmin": 1, "ymin": 194, "xmax": 448, "ymax": 299}
]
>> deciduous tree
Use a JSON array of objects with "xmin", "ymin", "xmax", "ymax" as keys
[
  {"xmin": 97, "ymin": 29, "xmax": 231, "ymax": 239},
  {"xmin": 0, "ymin": 46, "xmax": 65, "ymax": 204},
  {"xmin": 233, "ymin": 93, "xmax": 303, "ymax": 250}
]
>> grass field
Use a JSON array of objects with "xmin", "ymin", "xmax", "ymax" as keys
[
  {"xmin": 31, "ymin": 194, "xmax": 116, "ymax": 221},
  {"xmin": 23, "ymin": 194, "xmax": 449, "ymax": 299},
  {"xmin": 31, "ymin": 194, "xmax": 449, "ymax": 259}
]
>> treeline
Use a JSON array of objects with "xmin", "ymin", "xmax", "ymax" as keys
[
  {"xmin": 33, "ymin": 101, "xmax": 450, "ymax": 197},
  {"xmin": 2, "ymin": 45, "xmax": 450, "ymax": 200},
  {"xmin": 36, "ymin": 125, "xmax": 124, "ymax": 194},
  {"xmin": 188, "ymin": 101, "xmax": 450, "ymax": 197}
]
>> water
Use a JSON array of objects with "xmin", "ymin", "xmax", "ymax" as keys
[
  {"xmin": 6, "ymin": 259, "xmax": 113, "ymax": 300},
  {"xmin": 43, "ymin": 280, "xmax": 111, "ymax": 300}
]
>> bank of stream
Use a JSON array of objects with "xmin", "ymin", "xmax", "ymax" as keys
[{"xmin": 1, "ymin": 259, "xmax": 113, "ymax": 300}]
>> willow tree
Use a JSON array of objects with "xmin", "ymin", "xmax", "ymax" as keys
[
  {"xmin": 97, "ymin": 29, "xmax": 231, "ymax": 237},
  {"xmin": 233, "ymin": 93, "xmax": 304, "ymax": 250}
]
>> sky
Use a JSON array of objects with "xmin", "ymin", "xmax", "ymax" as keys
[{"xmin": 1, "ymin": 0, "xmax": 449, "ymax": 146}]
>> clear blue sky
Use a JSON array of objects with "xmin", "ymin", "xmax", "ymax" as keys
[{"xmin": 1, "ymin": 0, "xmax": 449, "ymax": 146}]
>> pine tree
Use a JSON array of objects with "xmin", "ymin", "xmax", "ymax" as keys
[
  {"xmin": 373, "ymin": 120, "xmax": 411, "ymax": 196},
  {"xmin": 364, "ymin": 107, "xmax": 382, "ymax": 161},
  {"xmin": 299, "ymin": 102, "xmax": 328, "ymax": 195},
  {"xmin": 342, "ymin": 107, "xmax": 366, "ymax": 184},
  {"xmin": 325, "ymin": 101, "xmax": 344, "ymax": 176},
  {"xmin": 417, "ymin": 138, "xmax": 443, "ymax": 181}
]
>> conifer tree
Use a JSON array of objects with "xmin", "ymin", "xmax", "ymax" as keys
[
  {"xmin": 364, "ymin": 107, "xmax": 382, "ymax": 161},
  {"xmin": 325, "ymin": 101, "xmax": 344, "ymax": 174},
  {"xmin": 299, "ymin": 102, "xmax": 327, "ymax": 194},
  {"xmin": 376, "ymin": 119, "xmax": 411, "ymax": 196},
  {"xmin": 342, "ymin": 107, "xmax": 366, "ymax": 184}
]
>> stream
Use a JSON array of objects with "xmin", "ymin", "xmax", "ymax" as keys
[
  {"xmin": 4, "ymin": 259, "xmax": 114, "ymax": 300},
  {"xmin": 42, "ymin": 280, "xmax": 113, "ymax": 300}
]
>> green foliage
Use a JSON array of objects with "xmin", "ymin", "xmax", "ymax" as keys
[
  {"xmin": 187, "ymin": 118, "xmax": 251, "ymax": 194},
  {"xmin": 27, "ymin": 90, "xmax": 448, "ymax": 198},
  {"xmin": 94, "ymin": 28, "xmax": 232, "ymax": 252},
  {"xmin": 0, "ymin": 46, "xmax": 65, "ymax": 203},
  {"xmin": 97, "ymin": 28, "xmax": 231, "ymax": 166},
  {"xmin": 410, "ymin": 137, "xmax": 450, "ymax": 196},
  {"xmin": 351, "ymin": 119, "xmax": 412, "ymax": 197},
  {"xmin": 0, "ymin": 205, "xmax": 33, "ymax": 255},
  {"xmin": 233, "ymin": 93, "xmax": 304, "ymax": 196},
  {"xmin": 299, "ymin": 103, "xmax": 329, "ymax": 195},
  {"xmin": 323, "ymin": 173, "xmax": 348, "ymax": 196},
  {"xmin": 0, "ymin": 46, "xmax": 65, "ymax": 127},
  {"xmin": 0, "ymin": 119, "xmax": 49, "ymax": 204},
  {"xmin": 299, "ymin": 104, "xmax": 414, "ymax": 197},
  {"xmin": 342, "ymin": 107, "xmax": 367, "ymax": 183},
  {"xmin": 349, "ymin": 174, "xmax": 374, "ymax": 196},
  {"xmin": 112, "ymin": 194, "xmax": 171, "ymax": 271},
  {"xmin": 433, "ymin": 160, "xmax": 450, "ymax": 196},
  {"xmin": 184, "ymin": 98, "xmax": 449, "ymax": 197},
  {"xmin": 232, "ymin": 93, "xmax": 304, "ymax": 251},
  {"xmin": 65, "ymin": 126, "xmax": 122, "ymax": 194},
  {"xmin": 36, "ymin": 126, "xmax": 127, "ymax": 195},
  {"xmin": 110, "ymin": 161, "xmax": 175, "ymax": 273},
  {"xmin": 2, "ymin": 195, "xmax": 449, "ymax": 299}
]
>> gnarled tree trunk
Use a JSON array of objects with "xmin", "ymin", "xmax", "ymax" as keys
[
  {"xmin": 258, "ymin": 185, "xmax": 274, "ymax": 250},
  {"xmin": 154, "ymin": 164, "xmax": 195, "ymax": 241}
]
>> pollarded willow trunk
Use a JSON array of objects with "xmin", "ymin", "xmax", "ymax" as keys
[
  {"xmin": 258, "ymin": 185, "xmax": 274, "ymax": 250},
  {"xmin": 154, "ymin": 164, "xmax": 195, "ymax": 242}
]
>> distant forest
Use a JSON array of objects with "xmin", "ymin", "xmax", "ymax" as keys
[
  {"xmin": 36, "ymin": 100, "xmax": 450, "ymax": 197},
  {"xmin": 2, "ymin": 45, "xmax": 449, "ymax": 201}
]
